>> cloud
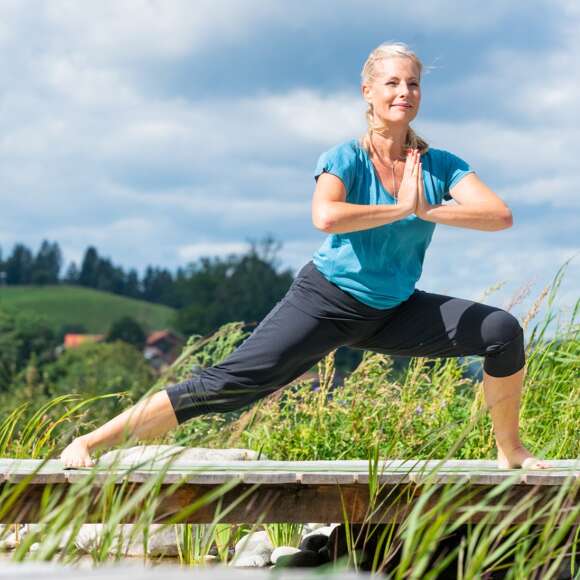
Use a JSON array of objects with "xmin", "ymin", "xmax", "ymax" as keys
[{"xmin": 0, "ymin": 0, "xmax": 576, "ymax": 318}]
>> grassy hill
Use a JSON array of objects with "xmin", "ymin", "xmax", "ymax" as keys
[{"xmin": 0, "ymin": 285, "xmax": 177, "ymax": 335}]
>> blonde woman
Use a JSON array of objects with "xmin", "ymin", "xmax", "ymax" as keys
[{"xmin": 61, "ymin": 42, "xmax": 547, "ymax": 470}]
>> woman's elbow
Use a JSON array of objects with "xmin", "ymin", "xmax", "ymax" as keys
[
  {"xmin": 312, "ymin": 208, "xmax": 335, "ymax": 233},
  {"xmin": 500, "ymin": 207, "xmax": 513, "ymax": 229}
]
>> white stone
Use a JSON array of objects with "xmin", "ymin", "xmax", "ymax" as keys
[
  {"xmin": 0, "ymin": 524, "xmax": 40, "ymax": 551},
  {"xmin": 271, "ymin": 546, "xmax": 300, "ymax": 564},
  {"xmin": 99, "ymin": 445, "xmax": 267, "ymax": 467},
  {"xmin": 302, "ymin": 523, "xmax": 328, "ymax": 536},
  {"xmin": 230, "ymin": 554, "xmax": 270, "ymax": 568},
  {"xmin": 302, "ymin": 523, "xmax": 339, "ymax": 539},
  {"xmin": 231, "ymin": 530, "xmax": 273, "ymax": 567},
  {"xmin": 74, "ymin": 523, "xmax": 181, "ymax": 557}
]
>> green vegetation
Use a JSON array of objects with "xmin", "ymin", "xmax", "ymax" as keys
[
  {"xmin": 0, "ymin": 266, "xmax": 577, "ymax": 577},
  {"xmin": 0, "ymin": 285, "xmax": 176, "ymax": 334}
]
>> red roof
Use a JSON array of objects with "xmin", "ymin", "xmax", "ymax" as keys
[
  {"xmin": 146, "ymin": 330, "xmax": 181, "ymax": 346},
  {"xmin": 64, "ymin": 334, "xmax": 104, "ymax": 348}
]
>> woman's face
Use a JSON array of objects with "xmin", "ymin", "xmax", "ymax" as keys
[{"xmin": 362, "ymin": 57, "xmax": 421, "ymax": 126}]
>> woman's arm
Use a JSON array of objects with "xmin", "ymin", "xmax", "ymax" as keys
[
  {"xmin": 312, "ymin": 150, "xmax": 420, "ymax": 233},
  {"xmin": 416, "ymin": 172, "xmax": 513, "ymax": 231}
]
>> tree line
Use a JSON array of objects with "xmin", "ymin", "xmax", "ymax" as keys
[{"xmin": 0, "ymin": 236, "xmax": 295, "ymax": 337}]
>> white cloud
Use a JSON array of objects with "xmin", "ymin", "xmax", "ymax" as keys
[
  {"xmin": 177, "ymin": 241, "xmax": 250, "ymax": 262},
  {"xmin": 0, "ymin": 0, "xmax": 577, "ymax": 318}
]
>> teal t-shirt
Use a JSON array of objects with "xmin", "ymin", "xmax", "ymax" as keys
[{"xmin": 312, "ymin": 139, "xmax": 474, "ymax": 309}]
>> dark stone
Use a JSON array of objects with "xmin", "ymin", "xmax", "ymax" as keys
[
  {"xmin": 299, "ymin": 533, "xmax": 329, "ymax": 553},
  {"xmin": 275, "ymin": 549, "xmax": 326, "ymax": 568}
]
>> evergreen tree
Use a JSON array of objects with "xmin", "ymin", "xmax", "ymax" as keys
[
  {"xmin": 31, "ymin": 240, "xmax": 62, "ymax": 284},
  {"xmin": 79, "ymin": 246, "xmax": 100, "ymax": 288},
  {"xmin": 5, "ymin": 244, "xmax": 34, "ymax": 284},
  {"xmin": 64, "ymin": 261, "xmax": 80, "ymax": 284},
  {"xmin": 124, "ymin": 269, "xmax": 141, "ymax": 299},
  {"xmin": 106, "ymin": 316, "xmax": 147, "ymax": 351}
]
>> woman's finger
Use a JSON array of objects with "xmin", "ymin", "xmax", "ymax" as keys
[
  {"xmin": 403, "ymin": 148, "xmax": 414, "ymax": 177},
  {"xmin": 411, "ymin": 150, "xmax": 419, "ymax": 177}
]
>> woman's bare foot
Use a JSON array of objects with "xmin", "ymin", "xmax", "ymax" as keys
[
  {"xmin": 60, "ymin": 436, "xmax": 95, "ymax": 468},
  {"xmin": 497, "ymin": 443, "xmax": 551, "ymax": 469}
]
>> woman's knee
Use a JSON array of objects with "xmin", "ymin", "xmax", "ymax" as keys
[
  {"xmin": 481, "ymin": 310, "xmax": 525, "ymax": 377},
  {"xmin": 481, "ymin": 309, "xmax": 523, "ymax": 346}
]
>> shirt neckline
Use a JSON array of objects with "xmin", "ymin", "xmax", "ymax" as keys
[{"xmin": 354, "ymin": 140, "xmax": 398, "ymax": 201}]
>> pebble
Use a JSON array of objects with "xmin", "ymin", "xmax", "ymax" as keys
[{"xmin": 271, "ymin": 546, "xmax": 300, "ymax": 563}]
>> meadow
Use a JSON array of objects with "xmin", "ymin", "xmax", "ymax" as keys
[
  {"xmin": 0, "ymin": 285, "xmax": 176, "ymax": 334},
  {"xmin": 0, "ymin": 265, "xmax": 578, "ymax": 578}
]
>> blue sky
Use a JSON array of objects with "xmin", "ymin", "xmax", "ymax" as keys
[{"xmin": 0, "ymin": 0, "xmax": 578, "ymax": 325}]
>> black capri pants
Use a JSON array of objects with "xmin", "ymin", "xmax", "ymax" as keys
[{"xmin": 167, "ymin": 261, "xmax": 525, "ymax": 424}]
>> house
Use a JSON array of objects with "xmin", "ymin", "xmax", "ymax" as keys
[
  {"xmin": 63, "ymin": 333, "xmax": 104, "ymax": 349},
  {"xmin": 144, "ymin": 329, "xmax": 185, "ymax": 371}
]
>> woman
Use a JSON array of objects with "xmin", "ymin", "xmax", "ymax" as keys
[{"xmin": 61, "ymin": 42, "xmax": 547, "ymax": 470}]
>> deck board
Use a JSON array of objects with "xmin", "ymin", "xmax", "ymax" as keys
[{"xmin": 1, "ymin": 458, "xmax": 577, "ymax": 525}]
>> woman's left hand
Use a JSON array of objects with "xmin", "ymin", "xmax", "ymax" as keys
[{"xmin": 414, "ymin": 158, "xmax": 434, "ymax": 219}]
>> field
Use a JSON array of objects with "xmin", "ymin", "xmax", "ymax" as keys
[{"xmin": 0, "ymin": 285, "xmax": 177, "ymax": 334}]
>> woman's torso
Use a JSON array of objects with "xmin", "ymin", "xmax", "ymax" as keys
[{"xmin": 312, "ymin": 139, "xmax": 473, "ymax": 310}]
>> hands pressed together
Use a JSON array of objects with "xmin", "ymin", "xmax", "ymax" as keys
[{"xmin": 397, "ymin": 148, "xmax": 433, "ymax": 219}]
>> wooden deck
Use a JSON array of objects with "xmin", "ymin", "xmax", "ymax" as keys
[{"xmin": 1, "ymin": 458, "xmax": 578, "ymax": 525}]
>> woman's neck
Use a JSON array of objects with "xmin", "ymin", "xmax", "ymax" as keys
[{"xmin": 369, "ymin": 126, "xmax": 408, "ymax": 161}]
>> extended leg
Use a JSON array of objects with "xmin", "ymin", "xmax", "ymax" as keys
[
  {"xmin": 60, "ymin": 390, "xmax": 177, "ymax": 468},
  {"xmin": 61, "ymin": 296, "xmax": 353, "ymax": 467}
]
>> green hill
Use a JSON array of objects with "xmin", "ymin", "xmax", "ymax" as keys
[{"xmin": 0, "ymin": 285, "xmax": 177, "ymax": 334}]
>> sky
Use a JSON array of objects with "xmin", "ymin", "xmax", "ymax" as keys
[{"xmin": 0, "ymin": 0, "xmax": 578, "ymax": 329}]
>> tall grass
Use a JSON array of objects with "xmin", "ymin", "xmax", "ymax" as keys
[{"xmin": 0, "ymin": 266, "xmax": 577, "ymax": 576}]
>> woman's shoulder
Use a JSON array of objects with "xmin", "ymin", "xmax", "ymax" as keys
[
  {"xmin": 321, "ymin": 138, "xmax": 363, "ymax": 160},
  {"xmin": 423, "ymin": 147, "xmax": 469, "ymax": 166},
  {"xmin": 316, "ymin": 139, "xmax": 363, "ymax": 171}
]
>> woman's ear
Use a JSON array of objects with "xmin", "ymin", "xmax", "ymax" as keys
[{"xmin": 361, "ymin": 83, "xmax": 373, "ymax": 104}]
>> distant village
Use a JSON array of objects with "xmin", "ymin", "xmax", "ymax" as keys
[{"xmin": 61, "ymin": 330, "xmax": 184, "ymax": 373}]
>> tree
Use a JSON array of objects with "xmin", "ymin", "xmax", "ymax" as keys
[
  {"xmin": 174, "ymin": 236, "xmax": 293, "ymax": 336},
  {"xmin": 0, "ymin": 306, "xmax": 57, "ymax": 391},
  {"xmin": 64, "ymin": 261, "xmax": 80, "ymax": 284},
  {"xmin": 41, "ymin": 341, "xmax": 156, "ymax": 425},
  {"xmin": 31, "ymin": 240, "xmax": 62, "ymax": 285},
  {"xmin": 79, "ymin": 246, "xmax": 100, "ymax": 288},
  {"xmin": 5, "ymin": 244, "xmax": 34, "ymax": 284},
  {"xmin": 106, "ymin": 316, "xmax": 147, "ymax": 351}
]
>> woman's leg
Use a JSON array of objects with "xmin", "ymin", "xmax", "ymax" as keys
[
  {"xmin": 350, "ymin": 289, "xmax": 548, "ymax": 468},
  {"xmin": 61, "ymin": 296, "xmax": 356, "ymax": 467}
]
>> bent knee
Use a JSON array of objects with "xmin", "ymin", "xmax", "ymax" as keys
[{"xmin": 481, "ymin": 310, "xmax": 523, "ymax": 346}]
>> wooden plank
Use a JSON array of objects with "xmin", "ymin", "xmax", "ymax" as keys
[
  {"xmin": 523, "ymin": 471, "xmax": 580, "ymax": 486},
  {"xmin": 299, "ymin": 472, "xmax": 358, "ymax": 485},
  {"xmin": 1, "ymin": 458, "xmax": 578, "ymax": 486}
]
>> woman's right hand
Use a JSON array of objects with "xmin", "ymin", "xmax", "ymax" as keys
[{"xmin": 396, "ymin": 148, "xmax": 420, "ymax": 214}]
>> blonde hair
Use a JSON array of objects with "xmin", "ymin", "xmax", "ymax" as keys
[{"xmin": 360, "ymin": 42, "xmax": 429, "ymax": 154}]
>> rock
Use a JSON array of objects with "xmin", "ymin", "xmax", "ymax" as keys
[
  {"xmin": 99, "ymin": 445, "xmax": 267, "ymax": 467},
  {"xmin": 230, "ymin": 554, "xmax": 270, "ymax": 568},
  {"xmin": 301, "ymin": 523, "xmax": 338, "ymax": 540},
  {"xmin": 299, "ymin": 533, "xmax": 328, "ymax": 553},
  {"xmin": 302, "ymin": 523, "xmax": 327, "ymax": 535},
  {"xmin": 231, "ymin": 530, "xmax": 273, "ymax": 567},
  {"xmin": 326, "ymin": 524, "xmax": 381, "ymax": 570},
  {"xmin": 271, "ymin": 546, "xmax": 300, "ymax": 563},
  {"xmin": 0, "ymin": 524, "xmax": 40, "ymax": 551},
  {"xmin": 74, "ymin": 523, "xmax": 181, "ymax": 557},
  {"xmin": 275, "ymin": 549, "xmax": 326, "ymax": 568}
]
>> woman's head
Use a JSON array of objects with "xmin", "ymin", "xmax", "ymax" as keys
[{"xmin": 360, "ymin": 42, "xmax": 428, "ymax": 153}]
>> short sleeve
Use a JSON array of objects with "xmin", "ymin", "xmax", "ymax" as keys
[
  {"xmin": 443, "ymin": 151, "xmax": 474, "ymax": 201},
  {"xmin": 314, "ymin": 142, "xmax": 358, "ymax": 194}
]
